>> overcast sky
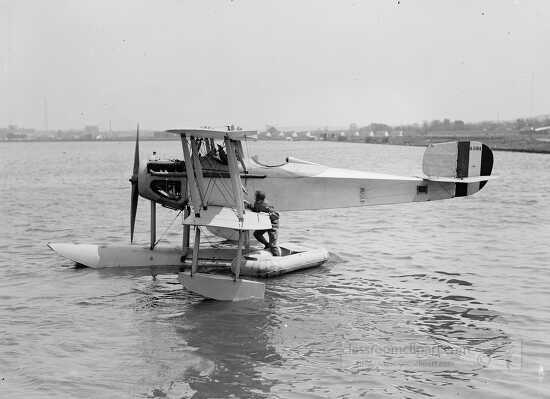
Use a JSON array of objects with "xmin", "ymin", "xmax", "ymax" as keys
[{"xmin": 0, "ymin": 0, "xmax": 548, "ymax": 131}]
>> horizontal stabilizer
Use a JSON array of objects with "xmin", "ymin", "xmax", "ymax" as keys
[
  {"xmin": 184, "ymin": 205, "xmax": 272, "ymax": 230},
  {"xmin": 424, "ymin": 175, "xmax": 498, "ymax": 183}
]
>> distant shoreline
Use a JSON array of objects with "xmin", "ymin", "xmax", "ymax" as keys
[
  {"xmin": 393, "ymin": 143, "xmax": 550, "ymax": 154},
  {"xmin": 355, "ymin": 136, "xmax": 550, "ymax": 154},
  {"xmin": 369, "ymin": 135, "xmax": 550, "ymax": 154},
  {"xmin": 2, "ymin": 135, "xmax": 549, "ymax": 154}
]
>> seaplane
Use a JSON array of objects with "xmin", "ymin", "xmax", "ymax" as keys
[{"xmin": 48, "ymin": 127, "xmax": 495, "ymax": 301}]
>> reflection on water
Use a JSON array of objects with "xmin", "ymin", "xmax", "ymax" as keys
[
  {"xmin": 176, "ymin": 300, "xmax": 281, "ymax": 398},
  {"xmin": 118, "ymin": 278, "xmax": 282, "ymax": 398},
  {"xmin": 1, "ymin": 141, "xmax": 549, "ymax": 398}
]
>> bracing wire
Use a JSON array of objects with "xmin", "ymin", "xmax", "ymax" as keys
[
  {"xmin": 244, "ymin": 134, "xmax": 250, "ymax": 160},
  {"xmin": 153, "ymin": 209, "xmax": 183, "ymax": 247},
  {"xmin": 204, "ymin": 176, "xmax": 214, "ymax": 204}
]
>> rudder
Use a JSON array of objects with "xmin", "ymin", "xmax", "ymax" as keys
[{"xmin": 423, "ymin": 141, "xmax": 494, "ymax": 197}]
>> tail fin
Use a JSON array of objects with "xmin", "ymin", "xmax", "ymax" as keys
[{"xmin": 423, "ymin": 141, "xmax": 494, "ymax": 196}]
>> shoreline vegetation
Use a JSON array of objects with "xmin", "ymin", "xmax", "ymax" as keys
[
  {"xmin": 359, "ymin": 134, "xmax": 550, "ymax": 154},
  {"xmin": 2, "ymin": 117, "xmax": 550, "ymax": 154}
]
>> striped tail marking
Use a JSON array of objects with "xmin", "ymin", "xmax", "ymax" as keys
[{"xmin": 455, "ymin": 141, "xmax": 493, "ymax": 197}]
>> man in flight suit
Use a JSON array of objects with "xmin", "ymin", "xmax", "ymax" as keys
[{"xmin": 246, "ymin": 190, "xmax": 281, "ymax": 256}]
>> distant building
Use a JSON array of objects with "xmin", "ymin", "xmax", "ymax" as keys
[
  {"xmin": 6, "ymin": 132, "xmax": 27, "ymax": 140},
  {"xmin": 535, "ymin": 126, "xmax": 550, "ymax": 133},
  {"xmin": 84, "ymin": 125, "xmax": 99, "ymax": 136},
  {"xmin": 303, "ymin": 131, "xmax": 316, "ymax": 141},
  {"xmin": 3, "ymin": 125, "xmax": 35, "ymax": 140},
  {"xmin": 521, "ymin": 125, "xmax": 550, "ymax": 137},
  {"xmin": 346, "ymin": 130, "xmax": 364, "ymax": 141}
]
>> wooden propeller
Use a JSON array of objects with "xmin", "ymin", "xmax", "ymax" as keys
[{"xmin": 130, "ymin": 124, "xmax": 139, "ymax": 243}]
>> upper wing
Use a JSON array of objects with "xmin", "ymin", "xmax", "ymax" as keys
[{"xmin": 165, "ymin": 128, "xmax": 257, "ymax": 141}]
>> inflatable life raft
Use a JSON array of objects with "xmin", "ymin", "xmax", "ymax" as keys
[{"xmin": 238, "ymin": 243, "xmax": 329, "ymax": 278}]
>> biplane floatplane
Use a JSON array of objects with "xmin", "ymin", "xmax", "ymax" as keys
[{"xmin": 49, "ymin": 127, "xmax": 495, "ymax": 301}]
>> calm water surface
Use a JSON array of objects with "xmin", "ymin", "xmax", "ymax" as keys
[{"xmin": 0, "ymin": 140, "xmax": 549, "ymax": 398}]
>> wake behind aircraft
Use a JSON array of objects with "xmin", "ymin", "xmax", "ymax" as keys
[{"xmin": 49, "ymin": 127, "xmax": 495, "ymax": 301}]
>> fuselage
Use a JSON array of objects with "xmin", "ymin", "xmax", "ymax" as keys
[{"xmin": 137, "ymin": 152, "xmax": 468, "ymax": 212}]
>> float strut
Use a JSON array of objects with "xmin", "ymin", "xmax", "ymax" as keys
[
  {"xmin": 244, "ymin": 230, "xmax": 250, "ymax": 252},
  {"xmin": 182, "ymin": 205, "xmax": 190, "ymax": 252},
  {"xmin": 150, "ymin": 201, "xmax": 156, "ymax": 250},
  {"xmin": 191, "ymin": 226, "xmax": 201, "ymax": 276},
  {"xmin": 234, "ymin": 230, "xmax": 244, "ymax": 281}
]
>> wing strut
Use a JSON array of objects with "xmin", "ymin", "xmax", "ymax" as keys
[
  {"xmin": 224, "ymin": 137, "xmax": 244, "ymax": 220},
  {"xmin": 224, "ymin": 136, "xmax": 246, "ymax": 281},
  {"xmin": 190, "ymin": 137, "xmax": 207, "ymax": 209},
  {"xmin": 180, "ymin": 134, "xmax": 202, "ymax": 216},
  {"xmin": 179, "ymin": 130, "xmax": 265, "ymax": 301}
]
